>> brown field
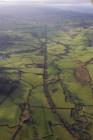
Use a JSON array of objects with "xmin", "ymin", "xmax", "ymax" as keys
[{"xmin": 74, "ymin": 64, "xmax": 91, "ymax": 85}]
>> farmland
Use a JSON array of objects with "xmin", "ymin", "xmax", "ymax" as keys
[{"xmin": 0, "ymin": 5, "xmax": 93, "ymax": 140}]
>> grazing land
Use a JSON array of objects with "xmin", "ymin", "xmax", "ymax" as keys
[{"xmin": 0, "ymin": 5, "xmax": 93, "ymax": 140}]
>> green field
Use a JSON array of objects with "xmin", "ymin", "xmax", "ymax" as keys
[{"xmin": 0, "ymin": 6, "xmax": 93, "ymax": 140}]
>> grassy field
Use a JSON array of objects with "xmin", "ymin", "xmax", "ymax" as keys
[{"xmin": 0, "ymin": 7, "xmax": 93, "ymax": 140}]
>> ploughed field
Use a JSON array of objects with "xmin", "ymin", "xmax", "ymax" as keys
[{"xmin": 0, "ymin": 7, "xmax": 93, "ymax": 140}]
